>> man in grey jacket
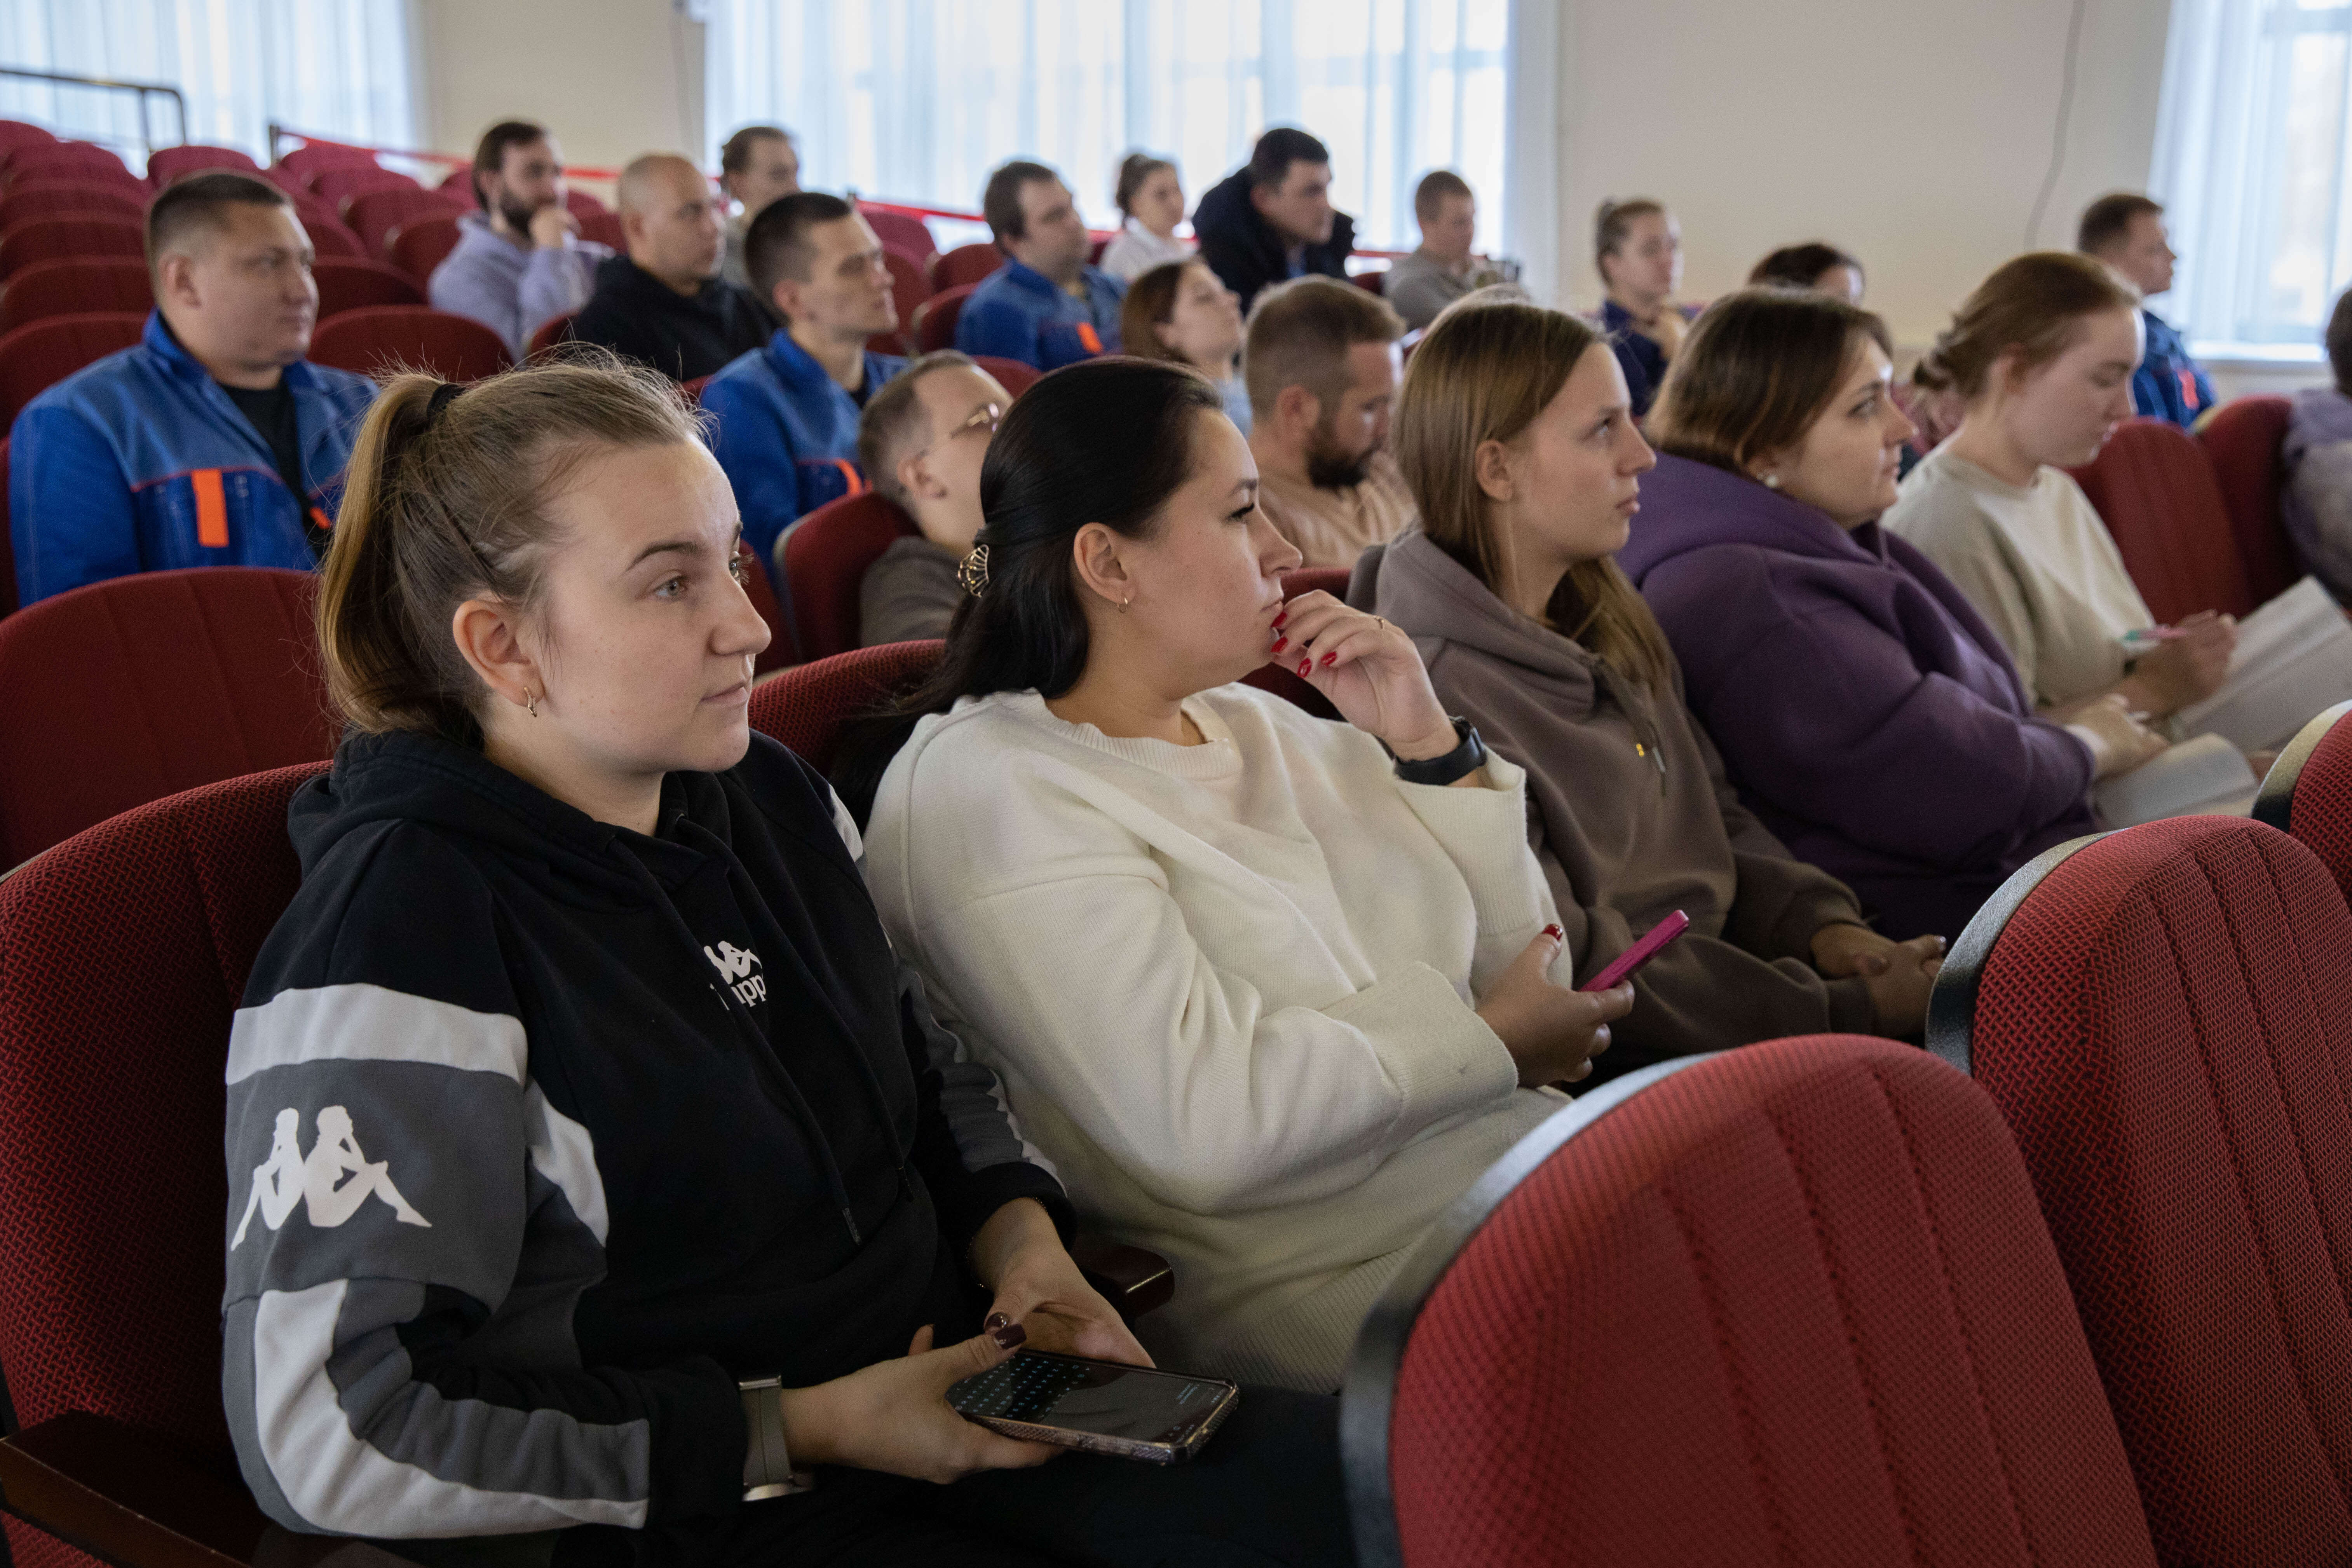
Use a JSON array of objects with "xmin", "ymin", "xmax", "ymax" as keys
[{"xmin": 427, "ymin": 120, "xmax": 611, "ymax": 358}]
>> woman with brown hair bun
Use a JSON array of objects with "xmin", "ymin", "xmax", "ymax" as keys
[
  {"xmin": 1618, "ymin": 289, "xmax": 2165, "ymax": 941},
  {"xmin": 1363, "ymin": 298, "xmax": 1941, "ymax": 1071}
]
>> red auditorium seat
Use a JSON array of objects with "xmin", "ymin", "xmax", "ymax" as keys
[
  {"xmin": 314, "ymin": 165, "xmax": 419, "ymax": 214},
  {"xmin": 386, "ymin": 211, "xmax": 461, "ymax": 283},
  {"xmin": 307, "ymin": 305, "xmax": 511, "ymax": 382},
  {"xmin": 748, "ymin": 641, "xmax": 942, "ymax": 771},
  {"xmin": 1928, "ymin": 815, "xmax": 2352, "ymax": 1566},
  {"xmin": 0, "ymin": 121, "xmax": 56, "ymax": 157},
  {"xmin": 0, "ymin": 567, "xmax": 336, "ymax": 869},
  {"xmin": 2255, "ymin": 699, "xmax": 2352, "ymax": 901},
  {"xmin": 1345, "ymin": 1034, "xmax": 2157, "ymax": 1568},
  {"xmin": 309, "ymin": 255, "xmax": 423, "ymax": 318},
  {"xmin": 527, "ymin": 310, "xmax": 577, "ymax": 357},
  {"xmin": 0, "ymin": 257, "xmax": 150, "ymax": 335},
  {"xmin": 914, "ymin": 283, "xmax": 976, "ymax": 353},
  {"xmin": 565, "ymin": 187, "xmax": 609, "ymax": 218},
  {"xmin": 929, "ymin": 241, "xmax": 1003, "ymax": 293},
  {"xmin": 0, "ymin": 181, "xmax": 146, "ymax": 227},
  {"xmin": 779, "ymin": 492, "xmax": 919, "ymax": 663},
  {"xmin": 969, "ymin": 354, "xmax": 1040, "ymax": 398},
  {"xmin": 2198, "ymin": 394, "xmax": 2302, "ymax": 607},
  {"xmin": 680, "ymin": 373, "xmax": 712, "ymax": 405},
  {"xmin": 0, "ymin": 312, "xmax": 145, "ymax": 428},
  {"xmin": 0, "ymin": 143, "xmax": 138, "ymax": 189},
  {"xmin": 0, "ymin": 215, "xmax": 145, "ymax": 278},
  {"xmin": 343, "ymin": 186, "xmax": 463, "ymax": 260},
  {"xmin": 144, "ymin": 144, "xmax": 260, "ymax": 185},
  {"xmin": 2068, "ymin": 416, "xmax": 2254, "ymax": 622},
  {"xmin": 874, "ymin": 246, "xmax": 927, "ymax": 355},
  {"xmin": 859, "ymin": 204, "xmax": 937, "ymax": 267},
  {"xmin": 300, "ymin": 215, "xmax": 369, "ymax": 261},
  {"xmin": 437, "ymin": 166, "xmax": 475, "ymax": 201},
  {"xmin": 0, "ymin": 438, "xmax": 15, "ymax": 619},
  {"xmin": 578, "ymin": 210, "xmax": 625, "ymax": 251},
  {"xmin": 278, "ymin": 139, "xmax": 382, "ymax": 185}
]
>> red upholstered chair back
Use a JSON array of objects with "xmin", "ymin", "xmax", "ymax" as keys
[
  {"xmin": 1345, "ymin": 1036, "xmax": 2156, "ymax": 1568},
  {"xmin": 749, "ymin": 641, "xmax": 943, "ymax": 772},
  {"xmin": 145, "ymin": 144, "xmax": 259, "ymax": 184},
  {"xmin": 309, "ymin": 255, "xmax": 423, "ymax": 319},
  {"xmin": 2198, "ymin": 394, "xmax": 2301, "ymax": 607},
  {"xmin": 528, "ymin": 309, "xmax": 578, "ymax": 358},
  {"xmin": 779, "ymin": 492, "xmax": 922, "ymax": 664},
  {"xmin": 970, "ymin": 355, "xmax": 1040, "ymax": 399},
  {"xmin": 0, "ymin": 311, "xmax": 145, "ymax": 428},
  {"xmin": 0, "ymin": 215, "xmax": 144, "ymax": 277},
  {"xmin": 2256, "ymin": 699, "xmax": 2352, "ymax": 902},
  {"xmin": 0, "ymin": 761, "xmax": 327, "ymax": 1568},
  {"xmin": 0, "ymin": 121, "xmax": 57, "ymax": 156},
  {"xmin": 0, "ymin": 437, "xmax": 15, "ymax": 619},
  {"xmin": 301, "ymin": 215, "xmax": 369, "ymax": 262},
  {"xmin": 2068, "ymin": 417, "xmax": 2254, "ymax": 621},
  {"xmin": 929, "ymin": 241, "xmax": 1004, "ymax": 293},
  {"xmin": 0, "ymin": 180, "xmax": 146, "ymax": 227},
  {"xmin": 1927, "ymin": 815, "xmax": 2352, "ymax": 1566},
  {"xmin": 0, "ymin": 567, "xmax": 336, "ymax": 869},
  {"xmin": 343, "ymin": 186, "xmax": 464, "ymax": 260},
  {"xmin": 860, "ymin": 205, "xmax": 937, "ymax": 267},
  {"xmin": 279, "ymin": 141, "xmax": 381, "ymax": 185},
  {"xmin": 0, "ymin": 145, "xmax": 137, "ymax": 190},
  {"xmin": 578, "ymin": 211, "xmax": 625, "ymax": 251},
  {"xmin": 312, "ymin": 164, "xmax": 417, "ymax": 213},
  {"xmin": 385, "ymin": 212, "xmax": 459, "ymax": 283},
  {"xmin": 873, "ymin": 246, "xmax": 928, "ymax": 355},
  {"xmin": 914, "ymin": 283, "xmax": 976, "ymax": 353},
  {"xmin": 564, "ymin": 187, "xmax": 608, "ymax": 218},
  {"xmin": 308, "ymin": 305, "xmax": 512, "ymax": 382},
  {"xmin": 0, "ymin": 256, "xmax": 151, "ymax": 334},
  {"xmin": 437, "ymin": 166, "xmax": 475, "ymax": 200}
]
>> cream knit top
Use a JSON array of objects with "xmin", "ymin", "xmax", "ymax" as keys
[{"xmin": 862, "ymin": 682, "xmax": 1569, "ymax": 1390}]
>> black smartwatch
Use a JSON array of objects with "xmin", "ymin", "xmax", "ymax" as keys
[{"xmin": 1389, "ymin": 716, "xmax": 1488, "ymax": 786}]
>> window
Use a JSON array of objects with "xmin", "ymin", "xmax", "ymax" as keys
[
  {"xmin": 2153, "ymin": 0, "xmax": 2352, "ymax": 356},
  {"xmin": 0, "ymin": 0, "xmax": 418, "ymax": 171},
  {"xmin": 702, "ymin": 0, "xmax": 1514, "ymax": 256}
]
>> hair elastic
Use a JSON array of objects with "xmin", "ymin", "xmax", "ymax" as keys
[{"xmin": 425, "ymin": 381, "xmax": 466, "ymax": 427}]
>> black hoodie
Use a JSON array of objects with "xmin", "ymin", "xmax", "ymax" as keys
[
  {"xmin": 570, "ymin": 253, "xmax": 774, "ymax": 381},
  {"xmin": 221, "ymin": 727, "xmax": 1068, "ymax": 1544},
  {"xmin": 1191, "ymin": 167, "xmax": 1358, "ymax": 313}
]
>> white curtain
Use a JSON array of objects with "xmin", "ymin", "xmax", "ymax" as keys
[
  {"xmin": 2152, "ymin": 0, "xmax": 2352, "ymax": 352},
  {"xmin": 0, "ymin": 0, "xmax": 418, "ymax": 171},
  {"xmin": 702, "ymin": 0, "xmax": 1517, "ymax": 258}
]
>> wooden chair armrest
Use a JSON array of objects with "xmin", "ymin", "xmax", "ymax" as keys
[
  {"xmin": 1068, "ymin": 1233, "xmax": 1175, "ymax": 1320},
  {"xmin": 0, "ymin": 1412, "xmax": 418, "ymax": 1567}
]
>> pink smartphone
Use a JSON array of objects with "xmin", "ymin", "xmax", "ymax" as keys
[{"xmin": 1580, "ymin": 909, "xmax": 1690, "ymax": 992}]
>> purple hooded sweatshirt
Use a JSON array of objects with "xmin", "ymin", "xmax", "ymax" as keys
[{"xmin": 1616, "ymin": 453, "xmax": 2098, "ymax": 941}]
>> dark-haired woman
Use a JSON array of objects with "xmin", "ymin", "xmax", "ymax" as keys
[
  {"xmin": 855, "ymin": 358, "xmax": 1631, "ymax": 1394},
  {"xmin": 1618, "ymin": 289, "xmax": 2165, "ymax": 942},
  {"xmin": 1099, "ymin": 153, "xmax": 1191, "ymax": 284},
  {"xmin": 1121, "ymin": 258, "xmax": 1250, "ymax": 430},
  {"xmin": 1363, "ymin": 299, "xmax": 1942, "ymax": 1078},
  {"xmin": 1747, "ymin": 241, "xmax": 1864, "ymax": 304},
  {"xmin": 225, "ymin": 353, "xmax": 1353, "ymax": 1564}
]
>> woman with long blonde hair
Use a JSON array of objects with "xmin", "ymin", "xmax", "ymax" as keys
[{"xmin": 1366, "ymin": 298, "xmax": 1942, "ymax": 1068}]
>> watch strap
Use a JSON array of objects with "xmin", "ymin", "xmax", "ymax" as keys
[
  {"xmin": 1391, "ymin": 717, "xmax": 1487, "ymax": 787},
  {"xmin": 739, "ymin": 1376, "xmax": 815, "ymax": 1499}
]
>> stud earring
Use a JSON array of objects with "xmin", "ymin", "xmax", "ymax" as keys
[{"xmin": 1761, "ymin": 473, "xmax": 1782, "ymax": 490}]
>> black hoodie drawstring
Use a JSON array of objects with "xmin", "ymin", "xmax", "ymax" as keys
[{"xmin": 610, "ymin": 842, "xmax": 876, "ymax": 1249}]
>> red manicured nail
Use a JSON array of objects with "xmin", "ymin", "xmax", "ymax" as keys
[
  {"xmin": 984, "ymin": 1312, "xmax": 1011, "ymax": 1331},
  {"xmin": 1543, "ymin": 923, "xmax": 1564, "ymax": 941},
  {"xmin": 1273, "ymin": 609, "xmax": 1288, "ymax": 629},
  {"xmin": 991, "ymin": 1322, "xmax": 1027, "ymax": 1350},
  {"xmin": 1297, "ymin": 658, "xmax": 1312, "ymax": 676},
  {"xmin": 1271, "ymin": 636, "xmax": 1288, "ymax": 653},
  {"xmin": 1320, "ymin": 651, "xmax": 1337, "ymax": 667}
]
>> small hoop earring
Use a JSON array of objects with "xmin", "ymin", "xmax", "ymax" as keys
[
  {"xmin": 525, "ymin": 688, "xmax": 539, "ymax": 719},
  {"xmin": 1119, "ymin": 594, "xmax": 1132, "ymax": 614}
]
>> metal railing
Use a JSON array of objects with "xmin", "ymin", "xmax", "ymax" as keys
[{"xmin": 0, "ymin": 65, "xmax": 187, "ymax": 157}]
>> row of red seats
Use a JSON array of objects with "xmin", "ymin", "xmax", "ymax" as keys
[{"xmin": 0, "ymin": 617, "xmax": 2348, "ymax": 1563}]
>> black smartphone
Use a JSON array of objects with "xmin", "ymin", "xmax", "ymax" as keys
[{"xmin": 946, "ymin": 1349, "xmax": 1240, "ymax": 1463}]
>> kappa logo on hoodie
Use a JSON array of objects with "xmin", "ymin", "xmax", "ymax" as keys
[{"xmin": 705, "ymin": 940, "xmax": 767, "ymax": 1006}]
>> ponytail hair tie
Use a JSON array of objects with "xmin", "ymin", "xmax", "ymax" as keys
[{"xmin": 425, "ymin": 381, "xmax": 466, "ymax": 428}]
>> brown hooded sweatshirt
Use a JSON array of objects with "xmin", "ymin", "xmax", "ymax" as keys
[{"xmin": 1358, "ymin": 530, "xmax": 1877, "ymax": 1078}]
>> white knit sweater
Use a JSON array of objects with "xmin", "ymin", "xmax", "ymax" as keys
[{"xmin": 863, "ymin": 683, "xmax": 1571, "ymax": 1391}]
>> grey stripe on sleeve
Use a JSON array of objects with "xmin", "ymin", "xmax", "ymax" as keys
[{"xmin": 897, "ymin": 964, "xmax": 1057, "ymax": 1179}]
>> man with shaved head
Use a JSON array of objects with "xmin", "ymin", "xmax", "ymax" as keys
[
  {"xmin": 569, "ymin": 152, "xmax": 773, "ymax": 380},
  {"xmin": 9, "ymin": 171, "xmax": 377, "ymax": 603}
]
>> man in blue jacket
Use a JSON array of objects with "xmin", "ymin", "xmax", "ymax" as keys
[
  {"xmin": 953, "ymin": 160, "xmax": 1124, "ymax": 372},
  {"xmin": 2079, "ymin": 192, "xmax": 2214, "ymax": 429},
  {"xmin": 703, "ymin": 192, "xmax": 909, "ymax": 568},
  {"xmin": 9, "ymin": 172, "xmax": 377, "ymax": 606}
]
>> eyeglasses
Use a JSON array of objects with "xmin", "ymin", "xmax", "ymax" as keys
[{"xmin": 914, "ymin": 401, "xmax": 1003, "ymax": 462}]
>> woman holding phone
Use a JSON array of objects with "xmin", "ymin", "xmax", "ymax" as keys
[
  {"xmin": 849, "ymin": 356, "xmax": 1630, "ymax": 1396},
  {"xmin": 1363, "ymin": 298, "xmax": 1942, "ymax": 1077},
  {"xmin": 223, "ymin": 353, "xmax": 1351, "ymax": 1566}
]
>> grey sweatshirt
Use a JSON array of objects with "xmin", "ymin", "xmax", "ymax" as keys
[
  {"xmin": 427, "ymin": 211, "xmax": 612, "ymax": 359},
  {"xmin": 1359, "ymin": 530, "xmax": 1877, "ymax": 1075}
]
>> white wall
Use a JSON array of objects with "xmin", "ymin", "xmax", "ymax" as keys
[
  {"xmin": 411, "ymin": 0, "xmax": 703, "ymax": 197},
  {"xmin": 1550, "ymin": 0, "xmax": 2172, "ymax": 350}
]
